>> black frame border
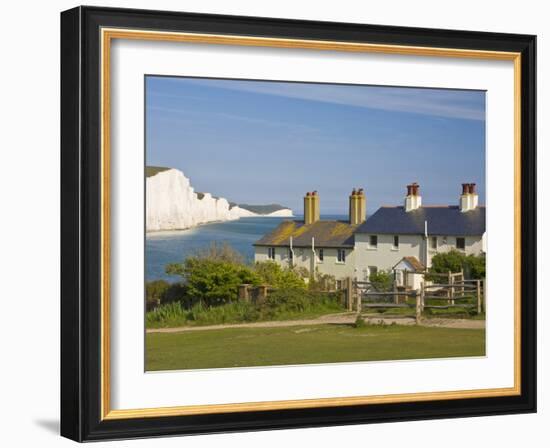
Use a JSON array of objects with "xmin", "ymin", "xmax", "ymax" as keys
[{"xmin": 61, "ymin": 6, "xmax": 536, "ymax": 442}]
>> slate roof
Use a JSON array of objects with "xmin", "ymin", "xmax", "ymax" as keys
[
  {"xmin": 254, "ymin": 220, "xmax": 357, "ymax": 248},
  {"xmin": 356, "ymin": 206, "xmax": 485, "ymax": 236}
]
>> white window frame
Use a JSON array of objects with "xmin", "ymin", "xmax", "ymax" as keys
[
  {"xmin": 268, "ymin": 247, "xmax": 276, "ymax": 260},
  {"xmin": 337, "ymin": 249, "xmax": 346, "ymax": 264},
  {"xmin": 318, "ymin": 248, "xmax": 324, "ymax": 263},
  {"xmin": 430, "ymin": 236, "xmax": 438, "ymax": 250},
  {"xmin": 392, "ymin": 235, "xmax": 399, "ymax": 251},
  {"xmin": 456, "ymin": 237, "xmax": 466, "ymax": 251}
]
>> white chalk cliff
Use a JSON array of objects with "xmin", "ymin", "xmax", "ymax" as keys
[{"xmin": 146, "ymin": 168, "xmax": 293, "ymax": 232}]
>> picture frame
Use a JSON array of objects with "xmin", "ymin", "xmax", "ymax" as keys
[{"xmin": 60, "ymin": 5, "xmax": 536, "ymax": 442}]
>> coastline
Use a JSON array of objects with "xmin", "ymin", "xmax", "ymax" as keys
[{"xmin": 146, "ymin": 212, "xmax": 294, "ymax": 235}]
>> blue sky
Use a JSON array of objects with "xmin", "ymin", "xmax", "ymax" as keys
[{"xmin": 146, "ymin": 76, "xmax": 485, "ymax": 215}]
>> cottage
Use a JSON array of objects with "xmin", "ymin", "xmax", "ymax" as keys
[
  {"xmin": 253, "ymin": 190, "xmax": 361, "ymax": 282},
  {"xmin": 253, "ymin": 183, "xmax": 486, "ymax": 289}
]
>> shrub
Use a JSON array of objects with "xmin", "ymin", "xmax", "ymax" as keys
[
  {"xmin": 309, "ymin": 267, "xmax": 336, "ymax": 291},
  {"xmin": 430, "ymin": 249, "xmax": 465, "ymax": 274},
  {"xmin": 254, "ymin": 261, "xmax": 307, "ymax": 290},
  {"xmin": 166, "ymin": 258, "xmax": 261, "ymax": 306},
  {"xmin": 369, "ymin": 270, "xmax": 393, "ymax": 291},
  {"xmin": 466, "ymin": 253, "xmax": 486, "ymax": 279},
  {"xmin": 145, "ymin": 279, "xmax": 170, "ymax": 309},
  {"xmin": 162, "ymin": 282, "xmax": 190, "ymax": 305},
  {"xmin": 430, "ymin": 249, "xmax": 486, "ymax": 280},
  {"xmin": 145, "ymin": 301, "xmax": 188, "ymax": 327},
  {"xmin": 186, "ymin": 301, "xmax": 260, "ymax": 325},
  {"xmin": 261, "ymin": 287, "xmax": 342, "ymax": 319}
]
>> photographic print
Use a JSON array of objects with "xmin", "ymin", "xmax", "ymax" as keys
[
  {"xmin": 145, "ymin": 76, "xmax": 487, "ymax": 371},
  {"xmin": 61, "ymin": 8, "xmax": 536, "ymax": 440}
]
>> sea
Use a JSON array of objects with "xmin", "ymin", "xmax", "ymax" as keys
[{"xmin": 146, "ymin": 215, "xmax": 346, "ymax": 282}]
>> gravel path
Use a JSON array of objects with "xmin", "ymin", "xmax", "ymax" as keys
[{"xmin": 147, "ymin": 312, "xmax": 485, "ymax": 333}]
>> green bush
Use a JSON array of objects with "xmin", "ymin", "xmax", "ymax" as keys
[
  {"xmin": 430, "ymin": 249, "xmax": 486, "ymax": 280},
  {"xmin": 309, "ymin": 267, "xmax": 336, "ymax": 291},
  {"xmin": 261, "ymin": 287, "xmax": 342, "ymax": 319},
  {"xmin": 186, "ymin": 301, "xmax": 260, "ymax": 325},
  {"xmin": 466, "ymin": 253, "xmax": 486, "ymax": 279},
  {"xmin": 166, "ymin": 258, "xmax": 261, "ymax": 306},
  {"xmin": 254, "ymin": 261, "xmax": 307, "ymax": 290},
  {"xmin": 146, "ymin": 301, "xmax": 188, "ymax": 327},
  {"xmin": 145, "ymin": 279, "xmax": 170, "ymax": 309},
  {"xmin": 145, "ymin": 287, "xmax": 345, "ymax": 328},
  {"xmin": 369, "ymin": 270, "xmax": 393, "ymax": 291}
]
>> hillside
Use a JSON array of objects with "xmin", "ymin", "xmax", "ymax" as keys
[
  {"xmin": 234, "ymin": 204, "xmax": 291, "ymax": 215},
  {"xmin": 146, "ymin": 166, "xmax": 171, "ymax": 178}
]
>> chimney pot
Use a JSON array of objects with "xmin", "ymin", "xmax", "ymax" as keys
[
  {"xmin": 469, "ymin": 183, "xmax": 476, "ymax": 194},
  {"xmin": 462, "ymin": 183, "xmax": 469, "ymax": 194}
]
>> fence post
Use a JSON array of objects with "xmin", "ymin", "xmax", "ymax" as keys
[
  {"xmin": 346, "ymin": 277, "xmax": 353, "ymax": 311},
  {"xmin": 421, "ymin": 281, "xmax": 425, "ymax": 311},
  {"xmin": 356, "ymin": 288, "xmax": 362, "ymax": 313},
  {"xmin": 393, "ymin": 281, "xmax": 398, "ymax": 304},
  {"xmin": 416, "ymin": 286, "xmax": 423, "ymax": 324},
  {"xmin": 257, "ymin": 285, "xmax": 268, "ymax": 304},
  {"xmin": 483, "ymin": 278, "xmax": 486, "ymax": 313},
  {"xmin": 476, "ymin": 279, "xmax": 482, "ymax": 314},
  {"xmin": 238, "ymin": 284, "xmax": 250, "ymax": 302}
]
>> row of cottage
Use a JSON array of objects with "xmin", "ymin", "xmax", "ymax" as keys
[{"xmin": 253, "ymin": 183, "xmax": 486, "ymax": 289}]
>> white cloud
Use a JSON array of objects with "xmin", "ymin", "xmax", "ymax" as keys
[{"xmin": 174, "ymin": 78, "xmax": 485, "ymax": 121}]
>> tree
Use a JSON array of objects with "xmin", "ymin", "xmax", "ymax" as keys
[{"xmin": 193, "ymin": 241, "xmax": 244, "ymax": 264}]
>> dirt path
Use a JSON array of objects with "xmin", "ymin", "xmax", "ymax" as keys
[{"xmin": 147, "ymin": 313, "xmax": 485, "ymax": 334}]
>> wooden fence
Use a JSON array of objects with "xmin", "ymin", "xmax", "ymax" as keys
[{"xmin": 347, "ymin": 275, "xmax": 484, "ymax": 323}]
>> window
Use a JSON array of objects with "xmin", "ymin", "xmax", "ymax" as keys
[
  {"xmin": 318, "ymin": 248, "xmax": 324, "ymax": 262},
  {"xmin": 456, "ymin": 237, "xmax": 466, "ymax": 250},
  {"xmin": 392, "ymin": 235, "xmax": 399, "ymax": 250},
  {"xmin": 368, "ymin": 266, "xmax": 378, "ymax": 280},
  {"xmin": 337, "ymin": 249, "xmax": 346, "ymax": 263},
  {"xmin": 268, "ymin": 247, "xmax": 275, "ymax": 260},
  {"xmin": 288, "ymin": 248, "xmax": 293, "ymax": 261},
  {"xmin": 430, "ymin": 236, "xmax": 438, "ymax": 250},
  {"xmin": 369, "ymin": 235, "xmax": 378, "ymax": 248}
]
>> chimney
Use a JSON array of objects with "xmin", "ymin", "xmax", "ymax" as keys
[
  {"xmin": 404, "ymin": 182, "xmax": 422, "ymax": 212},
  {"xmin": 304, "ymin": 191, "xmax": 320, "ymax": 225},
  {"xmin": 460, "ymin": 183, "xmax": 479, "ymax": 212},
  {"xmin": 349, "ymin": 188, "xmax": 367, "ymax": 225}
]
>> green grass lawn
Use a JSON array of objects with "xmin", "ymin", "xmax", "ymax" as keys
[{"xmin": 146, "ymin": 324, "xmax": 485, "ymax": 371}]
